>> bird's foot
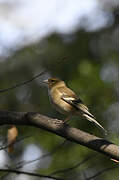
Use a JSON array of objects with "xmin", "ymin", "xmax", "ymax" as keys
[{"xmin": 63, "ymin": 116, "xmax": 70, "ymax": 124}]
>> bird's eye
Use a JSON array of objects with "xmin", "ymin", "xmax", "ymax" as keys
[{"xmin": 50, "ymin": 79, "xmax": 55, "ymax": 83}]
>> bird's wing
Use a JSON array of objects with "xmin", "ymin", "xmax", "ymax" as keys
[
  {"xmin": 61, "ymin": 95, "xmax": 107, "ymax": 134},
  {"xmin": 61, "ymin": 93, "xmax": 94, "ymax": 118},
  {"xmin": 58, "ymin": 86, "xmax": 77, "ymax": 98},
  {"xmin": 58, "ymin": 86, "xmax": 93, "ymax": 118}
]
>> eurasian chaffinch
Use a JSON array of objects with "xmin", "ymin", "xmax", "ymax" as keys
[
  {"xmin": 7, "ymin": 125, "xmax": 18, "ymax": 153},
  {"xmin": 44, "ymin": 78, "xmax": 107, "ymax": 134}
]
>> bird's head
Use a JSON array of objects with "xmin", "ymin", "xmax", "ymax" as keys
[{"xmin": 43, "ymin": 78, "xmax": 65, "ymax": 88}]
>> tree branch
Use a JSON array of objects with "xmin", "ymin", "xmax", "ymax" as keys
[{"xmin": 0, "ymin": 110, "xmax": 119, "ymax": 161}]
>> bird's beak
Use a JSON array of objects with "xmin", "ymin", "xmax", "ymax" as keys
[{"xmin": 43, "ymin": 79, "xmax": 49, "ymax": 84}]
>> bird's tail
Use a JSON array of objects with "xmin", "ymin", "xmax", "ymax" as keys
[
  {"xmin": 83, "ymin": 113, "xmax": 107, "ymax": 135},
  {"xmin": 77, "ymin": 103, "xmax": 107, "ymax": 135},
  {"xmin": 61, "ymin": 97, "xmax": 107, "ymax": 134}
]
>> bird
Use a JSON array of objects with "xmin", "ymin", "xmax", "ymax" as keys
[
  {"xmin": 7, "ymin": 125, "xmax": 18, "ymax": 153},
  {"xmin": 43, "ymin": 78, "xmax": 107, "ymax": 134}
]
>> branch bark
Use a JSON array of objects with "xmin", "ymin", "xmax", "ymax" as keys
[{"xmin": 0, "ymin": 110, "xmax": 119, "ymax": 161}]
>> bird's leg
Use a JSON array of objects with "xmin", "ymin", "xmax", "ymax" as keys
[{"xmin": 63, "ymin": 115, "xmax": 70, "ymax": 123}]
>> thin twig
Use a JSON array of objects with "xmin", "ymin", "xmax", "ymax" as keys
[
  {"xmin": 50, "ymin": 154, "xmax": 98, "ymax": 176},
  {"xmin": 86, "ymin": 165, "xmax": 119, "ymax": 180},
  {"xmin": 0, "ymin": 169, "xmax": 65, "ymax": 180},
  {"xmin": 0, "ymin": 70, "xmax": 46, "ymax": 93},
  {"xmin": 16, "ymin": 139, "xmax": 67, "ymax": 169},
  {"xmin": 0, "ymin": 56, "xmax": 68, "ymax": 94}
]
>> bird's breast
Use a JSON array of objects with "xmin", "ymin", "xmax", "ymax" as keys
[{"xmin": 49, "ymin": 89, "xmax": 74, "ymax": 115}]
